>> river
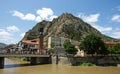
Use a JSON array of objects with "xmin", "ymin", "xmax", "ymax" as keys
[{"xmin": 0, "ymin": 58, "xmax": 120, "ymax": 74}]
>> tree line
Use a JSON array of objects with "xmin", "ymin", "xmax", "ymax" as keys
[{"xmin": 63, "ymin": 34, "xmax": 120, "ymax": 56}]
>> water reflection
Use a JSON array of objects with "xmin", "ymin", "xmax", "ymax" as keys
[
  {"xmin": 4, "ymin": 58, "xmax": 30, "ymax": 68},
  {"xmin": 4, "ymin": 63, "xmax": 31, "ymax": 68},
  {"xmin": 0, "ymin": 58, "xmax": 120, "ymax": 74}
]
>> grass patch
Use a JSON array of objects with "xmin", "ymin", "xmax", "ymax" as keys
[
  {"xmin": 80, "ymin": 62, "xmax": 96, "ymax": 66},
  {"xmin": 73, "ymin": 62, "xmax": 96, "ymax": 66}
]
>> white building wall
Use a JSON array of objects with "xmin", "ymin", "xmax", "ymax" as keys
[
  {"xmin": 48, "ymin": 37, "xmax": 52, "ymax": 48},
  {"xmin": 48, "ymin": 37, "xmax": 66, "ymax": 48},
  {"xmin": 48, "ymin": 37, "xmax": 85, "ymax": 57}
]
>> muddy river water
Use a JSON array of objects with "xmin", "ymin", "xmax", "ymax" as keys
[{"xmin": 0, "ymin": 58, "xmax": 120, "ymax": 74}]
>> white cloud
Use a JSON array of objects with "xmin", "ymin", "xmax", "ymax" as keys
[
  {"xmin": 49, "ymin": 15, "xmax": 58, "ymax": 21},
  {"xmin": 78, "ymin": 13, "xmax": 112, "ymax": 33},
  {"xmin": 23, "ymin": 13, "xmax": 36, "ymax": 21},
  {"xmin": 0, "ymin": 29, "xmax": 5, "ymax": 32},
  {"xmin": 92, "ymin": 25, "xmax": 112, "ymax": 32},
  {"xmin": 20, "ymin": 33, "xmax": 25, "ymax": 37},
  {"xmin": 111, "ymin": 14, "xmax": 120, "ymax": 22},
  {"xmin": 35, "ymin": 16, "xmax": 42, "ymax": 22},
  {"xmin": 0, "ymin": 36, "xmax": 17, "ymax": 44},
  {"xmin": 12, "ymin": 10, "xmax": 24, "ymax": 19},
  {"xmin": 0, "ymin": 29, "xmax": 13, "ymax": 44},
  {"xmin": 12, "ymin": 11, "xmax": 36, "ymax": 21},
  {"xmin": 36, "ymin": 8, "xmax": 57, "ymax": 21},
  {"xmin": 110, "ymin": 27, "xmax": 120, "ymax": 39},
  {"xmin": 111, "ymin": 31, "xmax": 120, "ymax": 39},
  {"xmin": 36, "ymin": 8, "xmax": 54, "ymax": 19},
  {"xmin": 0, "ymin": 31, "xmax": 10, "ymax": 37},
  {"xmin": 6, "ymin": 25, "xmax": 20, "ymax": 32},
  {"xmin": 115, "ymin": 28, "xmax": 120, "ymax": 31},
  {"xmin": 12, "ymin": 8, "xmax": 57, "ymax": 22},
  {"xmin": 0, "ymin": 26, "xmax": 20, "ymax": 44},
  {"xmin": 78, "ymin": 13, "xmax": 100, "ymax": 23}
]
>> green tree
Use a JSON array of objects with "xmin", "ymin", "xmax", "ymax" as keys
[
  {"xmin": 108, "ymin": 48, "xmax": 115, "ymax": 56},
  {"xmin": 48, "ymin": 48, "xmax": 54, "ymax": 54},
  {"xmin": 51, "ymin": 42, "xmax": 55, "ymax": 48},
  {"xmin": 96, "ymin": 41, "xmax": 108, "ymax": 56},
  {"xmin": 80, "ymin": 34, "xmax": 107, "ymax": 56},
  {"xmin": 113, "ymin": 43, "xmax": 120, "ymax": 54},
  {"xmin": 63, "ymin": 40, "xmax": 78, "ymax": 55}
]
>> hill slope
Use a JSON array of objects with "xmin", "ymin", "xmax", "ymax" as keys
[
  {"xmin": 0, "ymin": 43, "xmax": 7, "ymax": 48},
  {"xmin": 22, "ymin": 13, "xmax": 119, "ymax": 42}
]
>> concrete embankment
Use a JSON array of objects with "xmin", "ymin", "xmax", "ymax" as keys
[{"xmin": 52, "ymin": 56, "xmax": 120, "ymax": 66}]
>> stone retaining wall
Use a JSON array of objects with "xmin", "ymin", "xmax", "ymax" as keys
[{"xmin": 52, "ymin": 56, "xmax": 120, "ymax": 65}]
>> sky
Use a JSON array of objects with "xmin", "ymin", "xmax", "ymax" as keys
[{"xmin": 0, "ymin": 0, "xmax": 120, "ymax": 44}]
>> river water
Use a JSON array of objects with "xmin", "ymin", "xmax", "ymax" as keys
[{"xmin": 0, "ymin": 58, "xmax": 120, "ymax": 74}]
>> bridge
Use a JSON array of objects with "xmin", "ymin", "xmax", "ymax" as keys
[
  {"xmin": 0, "ymin": 53, "xmax": 52, "ymax": 69},
  {"xmin": 0, "ymin": 54, "xmax": 50, "ymax": 57},
  {"xmin": 0, "ymin": 25, "xmax": 52, "ymax": 69}
]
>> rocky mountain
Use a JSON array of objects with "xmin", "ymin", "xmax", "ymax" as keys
[{"xmin": 22, "ymin": 13, "xmax": 119, "ymax": 42}]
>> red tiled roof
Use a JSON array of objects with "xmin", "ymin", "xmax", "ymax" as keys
[
  {"xmin": 22, "ymin": 40, "xmax": 38, "ymax": 45},
  {"xmin": 105, "ymin": 42, "xmax": 119, "ymax": 45}
]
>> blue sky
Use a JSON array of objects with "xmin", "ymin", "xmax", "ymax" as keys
[{"xmin": 0, "ymin": 0, "xmax": 120, "ymax": 44}]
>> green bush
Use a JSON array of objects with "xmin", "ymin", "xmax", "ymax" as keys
[
  {"xmin": 63, "ymin": 40, "xmax": 78, "ymax": 55},
  {"xmin": 74, "ymin": 62, "xmax": 96, "ymax": 66},
  {"xmin": 48, "ymin": 48, "xmax": 54, "ymax": 54},
  {"xmin": 21, "ymin": 57, "xmax": 27, "ymax": 61}
]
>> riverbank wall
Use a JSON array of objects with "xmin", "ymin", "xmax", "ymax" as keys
[{"xmin": 52, "ymin": 56, "xmax": 120, "ymax": 66}]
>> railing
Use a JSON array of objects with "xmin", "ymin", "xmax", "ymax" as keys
[
  {"xmin": 0, "ymin": 54, "xmax": 50, "ymax": 58},
  {"xmin": 0, "ymin": 50, "xmax": 50, "ymax": 57},
  {"xmin": 0, "ymin": 50, "xmax": 48, "ymax": 55}
]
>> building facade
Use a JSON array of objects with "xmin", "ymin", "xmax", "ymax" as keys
[{"xmin": 48, "ymin": 37, "xmax": 66, "ymax": 48}]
